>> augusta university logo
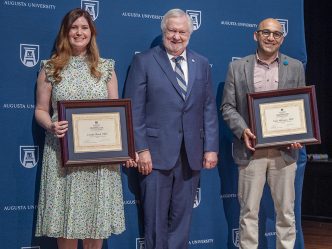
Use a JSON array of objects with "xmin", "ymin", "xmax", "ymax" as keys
[
  {"xmin": 232, "ymin": 57, "xmax": 242, "ymax": 61},
  {"xmin": 136, "ymin": 238, "xmax": 145, "ymax": 249},
  {"xmin": 232, "ymin": 228, "xmax": 240, "ymax": 247},
  {"xmin": 276, "ymin": 18, "xmax": 288, "ymax": 36},
  {"xmin": 20, "ymin": 146, "xmax": 39, "ymax": 168},
  {"xmin": 186, "ymin": 10, "xmax": 201, "ymax": 30},
  {"xmin": 193, "ymin": 187, "xmax": 201, "ymax": 208},
  {"xmin": 20, "ymin": 44, "xmax": 39, "ymax": 67},
  {"xmin": 81, "ymin": 0, "xmax": 99, "ymax": 21}
]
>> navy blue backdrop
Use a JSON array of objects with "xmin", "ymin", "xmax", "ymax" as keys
[{"xmin": 0, "ymin": 1, "xmax": 307, "ymax": 249}]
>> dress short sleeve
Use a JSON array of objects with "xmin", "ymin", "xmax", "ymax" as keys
[
  {"xmin": 40, "ymin": 59, "xmax": 55, "ymax": 84},
  {"xmin": 99, "ymin": 58, "xmax": 115, "ymax": 82}
]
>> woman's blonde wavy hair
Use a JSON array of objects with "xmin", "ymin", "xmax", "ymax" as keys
[{"xmin": 47, "ymin": 8, "xmax": 101, "ymax": 83}]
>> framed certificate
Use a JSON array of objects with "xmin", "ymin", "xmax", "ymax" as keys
[
  {"xmin": 247, "ymin": 86, "xmax": 321, "ymax": 149},
  {"xmin": 57, "ymin": 99, "xmax": 135, "ymax": 167}
]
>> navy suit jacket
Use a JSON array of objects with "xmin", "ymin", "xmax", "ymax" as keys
[{"xmin": 125, "ymin": 45, "xmax": 219, "ymax": 170}]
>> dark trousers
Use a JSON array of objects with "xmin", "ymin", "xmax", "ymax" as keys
[{"xmin": 139, "ymin": 147, "xmax": 200, "ymax": 249}]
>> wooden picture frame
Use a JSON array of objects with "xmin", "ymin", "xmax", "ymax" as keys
[
  {"xmin": 247, "ymin": 86, "xmax": 321, "ymax": 149},
  {"xmin": 57, "ymin": 99, "xmax": 135, "ymax": 167}
]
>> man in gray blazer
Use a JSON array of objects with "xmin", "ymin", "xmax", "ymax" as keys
[
  {"xmin": 125, "ymin": 9, "xmax": 219, "ymax": 249},
  {"xmin": 221, "ymin": 18, "xmax": 305, "ymax": 249}
]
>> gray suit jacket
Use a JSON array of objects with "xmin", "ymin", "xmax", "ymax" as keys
[{"xmin": 221, "ymin": 53, "xmax": 305, "ymax": 166}]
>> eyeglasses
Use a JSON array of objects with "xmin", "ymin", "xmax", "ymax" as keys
[{"xmin": 256, "ymin": 29, "xmax": 284, "ymax": 39}]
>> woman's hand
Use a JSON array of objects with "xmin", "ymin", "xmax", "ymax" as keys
[{"xmin": 50, "ymin": 120, "xmax": 68, "ymax": 138}]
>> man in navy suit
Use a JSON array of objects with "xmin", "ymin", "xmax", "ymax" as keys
[{"xmin": 125, "ymin": 8, "xmax": 219, "ymax": 249}]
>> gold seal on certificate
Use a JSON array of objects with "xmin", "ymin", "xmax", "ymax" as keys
[
  {"xmin": 72, "ymin": 113, "xmax": 122, "ymax": 153},
  {"xmin": 247, "ymin": 86, "xmax": 321, "ymax": 148},
  {"xmin": 57, "ymin": 99, "xmax": 135, "ymax": 167}
]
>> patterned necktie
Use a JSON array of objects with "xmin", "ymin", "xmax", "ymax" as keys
[{"xmin": 173, "ymin": 56, "xmax": 187, "ymax": 99}]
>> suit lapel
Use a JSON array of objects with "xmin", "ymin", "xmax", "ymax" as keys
[
  {"xmin": 153, "ymin": 46, "xmax": 185, "ymax": 100},
  {"xmin": 186, "ymin": 50, "xmax": 196, "ymax": 100},
  {"xmin": 244, "ymin": 55, "xmax": 255, "ymax": 93},
  {"xmin": 278, "ymin": 53, "xmax": 288, "ymax": 89}
]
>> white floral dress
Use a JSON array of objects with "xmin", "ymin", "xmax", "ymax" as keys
[{"xmin": 35, "ymin": 56, "xmax": 125, "ymax": 239}]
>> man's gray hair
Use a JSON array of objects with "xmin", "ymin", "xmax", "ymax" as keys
[{"xmin": 161, "ymin": 9, "xmax": 193, "ymax": 34}]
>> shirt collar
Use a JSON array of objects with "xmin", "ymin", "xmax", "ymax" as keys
[
  {"xmin": 167, "ymin": 50, "xmax": 187, "ymax": 62},
  {"xmin": 255, "ymin": 51, "xmax": 279, "ymax": 66}
]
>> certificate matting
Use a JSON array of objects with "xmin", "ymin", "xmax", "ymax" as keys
[
  {"xmin": 247, "ymin": 86, "xmax": 320, "ymax": 148},
  {"xmin": 57, "ymin": 99, "xmax": 135, "ymax": 167}
]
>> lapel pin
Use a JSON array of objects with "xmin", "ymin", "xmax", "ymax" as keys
[
  {"xmin": 283, "ymin": 60, "xmax": 288, "ymax": 66},
  {"xmin": 192, "ymin": 59, "xmax": 195, "ymax": 62}
]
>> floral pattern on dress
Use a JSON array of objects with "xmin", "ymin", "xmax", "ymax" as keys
[{"xmin": 35, "ymin": 56, "xmax": 125, "ymax": 239}]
